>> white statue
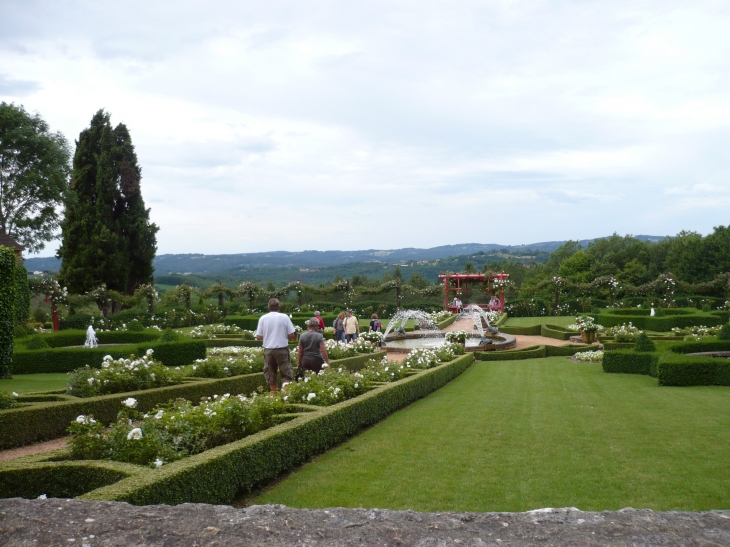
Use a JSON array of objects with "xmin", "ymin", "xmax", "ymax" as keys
[
  {"xmin": 84, "ymin": 325, "xmax": 99, "ymax": 348},
  {"xmin": 650, "ymin": 307, "xmax": 655, "ymax": 317}
]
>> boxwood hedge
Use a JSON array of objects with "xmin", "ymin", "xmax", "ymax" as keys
[
  {"xmin": 602, "ymin": 351, "xmax": 659, "ymax": 376},
  {"xmin": 593, "ymin": 308, "xmax": 727, "ymax": 331},
  {"xmin": 657, "ymin": 353, "xmax": 730, "ymax": 386},
  {"xmin": 498, "ymin": 324, "xmax": 541, "ymax": 336},
  {"xmin": 540, "ymin": 324, "xmax": 575, "ymax": 340},
  {"xmin": 1, "ymin": 354, "xmax": 474, "ymax": 504},
  {"xmin": 475, "ymin": 344, "xmax": 600, "ymax": 361},
  {"xmin": 11, "ymin": 340, "xmax": 206, "ymax": 374},
  {"xmin": 18, "ymin": 330, "xmax": 161, "ymax": 349}
]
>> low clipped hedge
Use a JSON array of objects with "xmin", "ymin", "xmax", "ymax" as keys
[
  {"xmin": 326, "ymin": 351, "xmax": 386, "ymax": 372},
  {"xmin": 602, "ymin": 342, "xmax": 636, "ymax": 351},
  {"xmin": 0, "ymin": 374, "xmax": 268, "ymax": 450},
  {"xmin": 475, "ymin": 344, "xmax": 600, "ymax": 361},
  {"xmin": 666, "ymin": 340, "xmax": 730, "ymax": 355},
  {"xmin": 0, "ymin": 460, "xmax": 138, "ymax": 500},
  {"xmin": 11, "ymin": 340, "xmax": 206, "ymax": 374},
  {"xmin": 602, "ymin": 351, "xmax": 659, "ymax": 376},
  {"xmin": 541, "ymin": 324, "xmax": 575, "ymax": 340},
  {"xmin": 657, "ymin": 353, "xmax": 730, "ymax": 386},
  {"xmin": 81, "ymin": 353, "xmax": 474, "ymax": 505},
  {"xmin": 499, "ymin": 324, "xmax": 541, "ymax": 336},
  {"xmin": 222, "ymin": 315, "xmax": 261, "ymax": 330},
  {"xmin": 593, "ymin": 308, "xmax": 727, "ymax": 331},
  {"xmin": 18, "ymin": 329, "xmax": 161, "ymax": 349}
]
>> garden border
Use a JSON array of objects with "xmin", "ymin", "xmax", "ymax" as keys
[{"xmin": 0, "ymin": 353, "xmax": 474, "ymax": 504}]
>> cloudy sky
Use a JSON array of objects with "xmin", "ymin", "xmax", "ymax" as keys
[{"xmin": 2, "ymin": 0, "xmax": 729, "ymax": 257}]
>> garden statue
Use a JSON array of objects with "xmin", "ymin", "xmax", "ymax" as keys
[{"xmin": 84, "ymin": 325, "xmax": 98, "ymax": 348}]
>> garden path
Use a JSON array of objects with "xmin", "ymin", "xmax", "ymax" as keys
[
  {"xmin": 442, "ymin": 316, "xmax": 573, "ymax": 349},
  {"xmin": 0, "ymin": 437, "xmax": 68, "ymax": 462}
]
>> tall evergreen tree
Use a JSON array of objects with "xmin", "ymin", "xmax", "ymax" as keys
[{"xmin": 58, "ymin": 110, "xmax": 158, "ymax": 296}]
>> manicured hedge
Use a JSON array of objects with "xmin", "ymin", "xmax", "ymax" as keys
[
  {"xmin": 593, "ymin": 308, "xmax": 725, "ymax": 331},
  {"xmin": 327, "ymin": 351, "xmax": 386, "ymax": 372},
  {"xmin": 0, "ymin": 374, "xmax": 267, "ymax": 450},
  {"xmin": 475, "ymin": 344, "xmax": 600, "ymax": 361},
  {"xmin": 499, "ymin": 324, "xmax": 541, "ymax": 336},
  {"xmin": 12, "ymin": 345, "xmax": 139, "ymax": 374},
  {"xmin": 541, "ymin": 324, "xmax": 575, "ymax": 340},
  {"xmin": 475, "ymin": 345, "xmax": 546, "ymax": 361},
  {"xmin": 666, "ymin": 340, "xmax": 730, "ymax": 355},
  {"xmin": 602, "ymin": 350, "xmax": 659, "ymax": 376},
  {"xmin": 0, "ymin": 460, "xmax": 138, "ymax": 500},
  {"xmin": 11, "ymin": 340, "xmax": 205, "ymax": 374},
  {"xmin": 436, "ymin": 314, "xmax": 458, "ymax": 330},
  {"xmin": 223, "ymin": 315, "xmax": 261, "ymax": 330},
  {"xmin": 19, "ymin": 329, "xmax": 161, "ymax": 349},
  {"xmin": 602, "ymin": 342, "xmax": 636, "ymax": 351},
  {"xmin": 80, "ymin": 353, "xmax": 475, "ymax": 505},
  {"xmin": 657, "ymin": 353, "xmax": 730, "ymax": 386}
]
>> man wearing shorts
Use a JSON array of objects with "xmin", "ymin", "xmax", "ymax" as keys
[
  {"xmin": 255, "ymin": 298, "xmax": 297, "ymax": 393},
  {"xmin": 343, "ymin": 309, "xmax": 359, "ymax": 343}
]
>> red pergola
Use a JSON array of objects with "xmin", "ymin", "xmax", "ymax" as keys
[{"xmin": 437, "ymin": 272, "xmax": 509, "ymax": 312}]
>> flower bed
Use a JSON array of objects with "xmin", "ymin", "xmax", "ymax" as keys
[
  {"xmin": 186, "ymin": 324, "xmax": 245, "ymax": 339},
  {"xmin": 69, "ymin": 394, "xmax": 285, "ymax": 467},
  {"xmin": 189, "ymin": 349, "xmax": 264, "ymax": 378},
  {"xmin": 573, "ymin": 350, "xmax": 604, "ymax": 363},
  {"xmin": 670, "ymin": 325, "xmax": 721, "ymax": 341},
  {"xmin": 67, "ymin": 352, "xmax": 183, "ymax": 397},
  {"xmin": 605, "ymin": 323, "xmax": 642, "ymax": 343},
  {"xmin": 0, "ymin": 353, "xmax": 474, "ymax": 504}
]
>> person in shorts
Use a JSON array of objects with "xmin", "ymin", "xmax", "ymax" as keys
[
  {"xmin": 343, "ymin": 309, "xmax": 359, "ymax": 343},
  {"xmin": 255, "ymin": 298, "xmax": 297, "ymax": 394},
  {"xmin": 298, "ymin": 318, "xmax": 330, "ymax": 375}
]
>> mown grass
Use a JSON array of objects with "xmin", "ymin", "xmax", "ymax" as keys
[
  {"xmin": 0, "ymin": 373, "xmax": 69, "ymax": 393},
  {"xmin": 254, "ymin": 357, "xmax": 730, "ymax": 512}
]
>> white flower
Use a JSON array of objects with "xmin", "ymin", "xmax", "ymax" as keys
[
  {"xmin": 12, "ymin": 392, "xmax": 18, "ymax": 397},
  {"xmin": 307, "ymin": 392, "xmax": 317, "ymax": 401},
  {"xmin": 127, "ymin": 428, "xmax": 143, "ymax": 440},
  {"xmin": 103, "ymin": 355, "xmax": 112, "ymax": 361},
  {"xmin": 122, "ymin": 397, "xmax": 138, "ymax": 409},
  {"xmin": 154, "ymin": 410, "xmax": 164, "ymax": 419},
  {"xmin": 37, "ymin": 494, "xmax": 47, "ymax": 499},
  {"xmin": 87, "ymin": 378, "xmax": 94, "ymax": 385},
  {"xmin": 154, "ymin": 458, "xmax": 164, "ymax": 468},
  {"xmin": 146, "ymin": 349, "xmax": 154, "ymax": 356},
  {"xmin": 76, "ymin": 415, "xmax": 87, "ymax": 424}
]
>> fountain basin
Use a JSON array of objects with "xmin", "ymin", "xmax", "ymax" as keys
[{"xmin": 382, "ymin": 332, "xmax": 516, "ymax": 353}]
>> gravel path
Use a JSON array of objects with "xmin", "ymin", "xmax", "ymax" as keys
[{"xmin": 0, "ymin": 437, "xmax": 69, "ymax": 463}]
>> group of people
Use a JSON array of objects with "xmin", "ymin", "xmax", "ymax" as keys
[
  {"xmin": 452, "ymin": 295, "xmax": 502, "ymax": 312},
  {"xmin": 254, "ymin": 299, "xmax": 383, "ymax": 393}
]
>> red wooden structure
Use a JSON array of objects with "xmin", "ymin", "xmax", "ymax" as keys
[{"xmin": 438, "ymin": 272, "xmax": 509, "ymax": 312}]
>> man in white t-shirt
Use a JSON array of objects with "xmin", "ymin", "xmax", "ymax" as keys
[{"xmin": 255, "ymin": 298, "xmax": 297, "ymax": 393}]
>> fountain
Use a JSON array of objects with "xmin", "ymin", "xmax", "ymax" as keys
[
  {"xmin": 84, "ymin": 325, "xmax": 98, "ymax": 348},
  {"xmin": 381, "ymin": 308, "xmax": 516, "ymax": 353}
]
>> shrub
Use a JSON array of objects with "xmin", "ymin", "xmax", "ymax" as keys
[
  {"xmin": 702, "ymin": 304, "xmax": 712, "ymax": 312},
  {"xmin": 540, "ymin": 324, "xmax": 575, "ymax": 340},
  {"xmin": 187, "ymin": 324, "xmax": 243, "ymax": 339},
  {"xmin": 657, "ymin": 353, "xmax": 730, "ymax": 386},
  {"xmin": 284, "ymin": 367, "xmax": 369, "ymax": 406},
  {"xmin": 25, "ymin": 335, "xmax": 50, "ymax": 350},
  {"xmin": 13, "ymin": 324, "xmax": 28, "ymax": 339},
  {"xmin": 403, "ymin": 348, "xmax": 440, "ymax": 369},
  {"xmin": 59, "ymin": 313, "xmax": 94, "ymax": 330},
  {"xmin": 69, "ymin": 393, "xmax": 286, "ymax": 467},
  {"xmin": 718, "ymin": 323, "xmax": 730, "ymax": 341},
  {"xmin": 324, "ymin": 340, "xmax": 358, "ymax": 360},
  {"xmin": 498, "ymin": 324, "xmax": 541, "ymax": 335},
  {"xmin": 137, "ymin": 340, "xmax": 206, "ymax": 367},
  {"xmin": 0, "ymin": 390, "xmax": 18, "ymax": 409},
  {"xmin": 189, "ymin": 351, "xmax": 264, "ymax": 378},
  {"xmin": 602, "ymin": 350, "xmax": 658, "ymax": 376},
  {"xmin": 127, "ymin": 319, "xmax": 144, "ymax": 332},
  {"xmin": 0, "ymin": 247, "xmax": 15, "ymax": 378},
  {"xmin": 159, "ymin": 329, "xmax": 180, "ymax": 343},
  {"xmin": 634, "ymin": 333, "xmax": 657, "ymax": 352},
  {"xmin": 241, "ymin": 330, "xmax": 255, "ymax": 341},
  {"xmin": 66, "ymin": 352, "xmax": 184, "ymax": 398},
  {"xmin": 358, "ymin": 356, "xmax": 410, "ymax": 383}
]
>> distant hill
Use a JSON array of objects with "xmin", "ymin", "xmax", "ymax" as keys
[{"xmin": 24, "ymin": 236, "xmax": 666, "ymax": 277}]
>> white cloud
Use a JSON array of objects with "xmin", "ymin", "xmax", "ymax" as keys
[{"xmin": 2, "ymin": 0, "xmax": 730, "ymax": 255}]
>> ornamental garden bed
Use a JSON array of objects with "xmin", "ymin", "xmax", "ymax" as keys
[
  {"xmin": 591, "ymin": 307, "xmax": 728, "ymax": 331},
  {"xmin": 0, "ymin": 352, "xmax": 473, "ymax": 505}
]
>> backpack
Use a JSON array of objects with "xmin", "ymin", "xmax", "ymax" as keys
[{"xmin": 333, "ymin": 318, "xmax": 339, "ymax": 330}]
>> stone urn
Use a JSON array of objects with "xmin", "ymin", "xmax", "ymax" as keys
[{"xmin": 580, "ymin": 329, "xmax": 596, "ymax": 344}]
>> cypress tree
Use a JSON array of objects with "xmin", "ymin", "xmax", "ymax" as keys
[
  {"xmin": 14, "ymin": 261, "xmax": 30, "ymax": 325},
  {"xmin": 0, "ymin": 246, "xmax": 16, "ymax": 377},
  {"xmin": 634, "ymin": 332, "xmax": 657, "ymax": 352},
  {"xmin": 58, "ymin": 110, "xmax": 158, "ymax": 297}
]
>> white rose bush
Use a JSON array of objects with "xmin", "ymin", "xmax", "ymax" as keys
[
  {"xmin": 66, "ymin": 352, "xmax": 183, "ymax": 397},
  {"xmin": 188, "ymin": 348, "xmax": 265, "ymax": 378},
  {"xmin": 68, "ymin": 393, "xmax": 285, "ymax": 467}
]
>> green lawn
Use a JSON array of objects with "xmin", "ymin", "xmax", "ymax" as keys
[
  {"xmin": 0, "ymin": 373, "xmax": 69, "ymax": 393},
  {"xmin": 253, "ymin": 357, "xmax": 730, "ymax": 512},
  {"xmin": 503, "ymin": 316, "xmax": 576, "ymax": 328}
]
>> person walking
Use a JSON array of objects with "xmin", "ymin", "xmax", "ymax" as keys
[
  {"xmin": 343, "ymin": 309, "xmax": 359, "ymax": 343},
  {"xmin": 333, "ymin": 312, "xmax": 346, "ymax": 342},
  {"xmin": 314, "ymin": 311, "xmax": 325, "ymax": 332},
  {"xmin": 255, "ymin": 298, "xmax": 297, "ymax": 394},
  {"xmin": 298, "ymin": 318, "xmax": 330, "ymax": 375}
]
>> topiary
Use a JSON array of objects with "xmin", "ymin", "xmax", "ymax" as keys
[
  {"xmin": 634, "ymin": 332, "xmax": 656, "ymax": 352},
  {"xmin": 127, "ymin": 319, "xmax": 144, "ymax": 332},
  {"xmin": 25, "ymin": 335, "xmax": 50, "ymax": 350},
  {"xmin": 159, "ymin": 329, "xmax": 180, "ymax": 343},
  {"xmin": 702, "ymin": 304, "xmax": 712, "ymax": 312},
  {"xmin": 13, "ymin": 324, "xmax": 28, "ymax": 339},
  {"xmin": 718, "ymin": 323, "xmax": 730, "ymax": 341}
]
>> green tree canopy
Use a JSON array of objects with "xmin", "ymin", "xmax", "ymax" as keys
[
  {"xmin": 0, "ymin": 102, "xmax": 71, "ymax": 253},
  {"xmin": 58, "ymin": 110, "xmax": 158, "ymax": 296}
]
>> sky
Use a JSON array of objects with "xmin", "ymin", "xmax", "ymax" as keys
[{"xmin": 2, "ymin": 0, "xmax": 729, "ymax": 257}]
